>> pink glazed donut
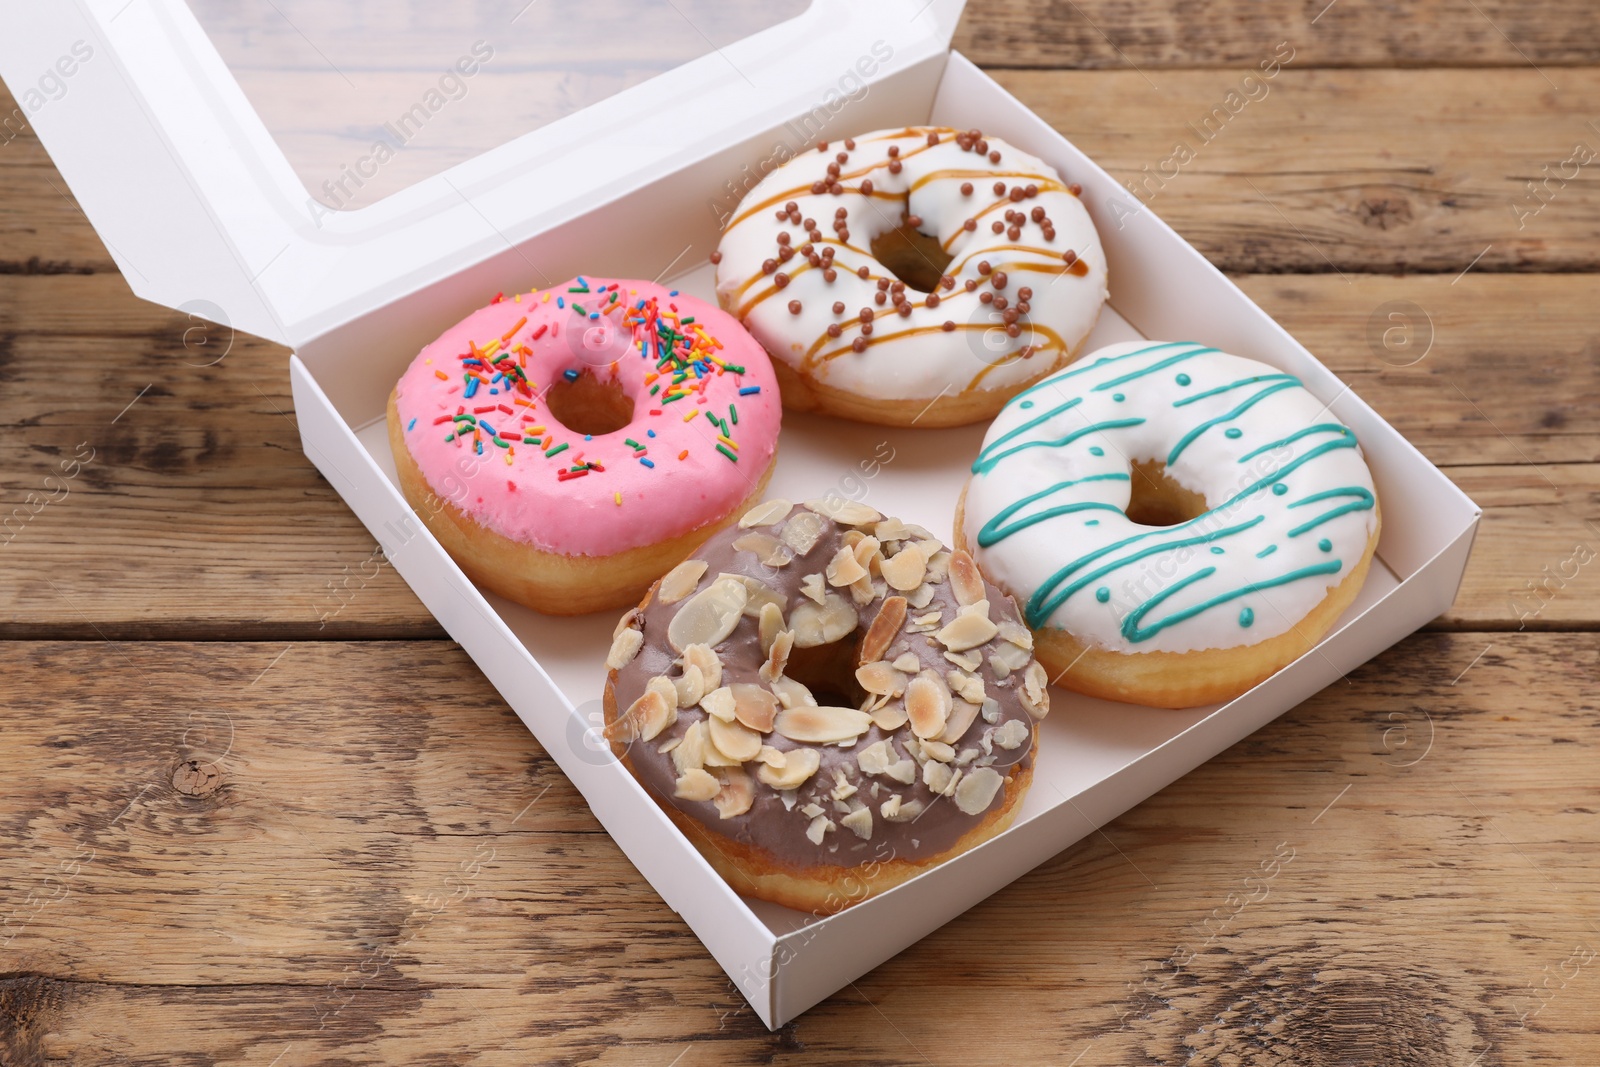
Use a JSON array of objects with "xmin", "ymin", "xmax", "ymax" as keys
[{"xmin": 387, "ymin": 278, "xmax": 781, "ymax": 615}]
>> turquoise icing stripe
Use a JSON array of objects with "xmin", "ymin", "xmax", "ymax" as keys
[
  {"xmin": 1286, "ymin": 486, "xmax": 1375, "ymax": 537},
  {"xmin": 1090, "ymin": 346, "xmax": 1218, "ymax": 392},
  {"xmin": 1166, "ymin": 379, "xmax": 1301, "ymax": 466},
  {"xmin": 1026, "ymin": 515, "xmax": 1266, "ymax": 627},
  {"xmin": 1172, "ymin": 373, "xmax": 1299, "ymax": 408},
  {"xmin": 1238, "ymin": 423, "xmax": 1352, "ymax": 463},
  {"xmin": 1255, "ymin": 544, "xmax": 1278, "ymax": 558},
  {"xmin": 1120, "ymin": 560, "xmax": 1344, "ymax": 643},
  {"xmin": 976, "ymin": 473, "xmax": 1132, "ymax": 547},
  {"xmin": 1004, "ymin": 341, "xmax": 1203, "ymax": 406},
  {"xmin": 972, "ymin": 418, "xmax": 1146, "ymax": 475},
  {"xmin": 1021, "ymin": 436, "xmax": 1360, "ymax": 628},
  {"xmin": 971, "ymin": 397, "xmax": 1082, "ymax": 472}
]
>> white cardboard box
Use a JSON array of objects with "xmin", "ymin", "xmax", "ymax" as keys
[{"xmin": 3, "ymin": 0, "xmax": 1479, "ymax": 1028}]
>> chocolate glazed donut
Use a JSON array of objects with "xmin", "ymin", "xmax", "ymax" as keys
[{"xmin": 603, "ymin": 497, "xmax": 1050, "ymax": 915}]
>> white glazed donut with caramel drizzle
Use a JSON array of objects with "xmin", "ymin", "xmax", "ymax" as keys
[{"xmin": 713, "ymin": 127, "xmax": 1108, "ymax": 428}]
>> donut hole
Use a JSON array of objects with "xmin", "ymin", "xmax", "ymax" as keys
[
  {"xmin": 1125, "ymin": 460, "xmax": 1211, "ymax": 528},
  {"xmin": 545, "ymin": 371, "xmax": 635, "ymax": 437},
  {"xmin": 869, "ymin": 222, "xmax": 954, "ymax": 293},
  {"xmin": 784, "ymin": 639, "xmax": 869, "ymax": 710}
]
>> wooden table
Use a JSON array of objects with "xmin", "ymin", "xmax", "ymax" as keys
[{"xmin": 3, "ymin": 3, "xmax": 1598, "ymax": 1062}]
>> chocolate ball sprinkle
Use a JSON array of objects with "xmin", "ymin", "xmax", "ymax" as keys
[
  {"xmin": 1018, "ymin": 286, "xmax": 1034, "ymax": 300},
  {"xmin": 977, "ymin": 260, "xmax": 992, "ymax": 275},
  {"xmin": 964, "ymin": 219, "xmax": 978, "ymax": 232},
  {"xmin": 1009, "ymin": 186, "xmax": 1025, "ymax": 202},
  {"xmin": 1031, "ymin": 206, "xmax": 1046, "ymax": 222},
  {"xmin": 1005, "ymin": 323, "xmax": 1021, "ymax": 338},
  {"xmin": 774, "ymin": 272, "xmax": 790, "ymax": 288},
  {"xmin": 1007, "ymin": 226, "xmax": 1021, "ymax": 240},
  {"xmin": 832, "ymin": 301, "xmax": 846, "ymax": 314},
  {"xmin": 823, "ymin": 268, "xmax": 837, "ymax": 282},
  {"xmin": 852, "ymin": 337, "xmax": 868, "ymax": 352},
  {"xmin": 942, "ymin": 320, "xmax": 956, "ymax": 332},
  {"xmin": 857, "ymin": 265, "xmax": 871, "ymax": 279},
  {"xmin": 860, "ymin": 308, "xmax": 874, "ymax": 322},
  {"xmin": 709, "ymin": 251, "xmax": 722, "ymax": 264},
  {"xmin": 888, "ymin": 160, "xmax": 903, "ymax": 174},
  {"xmin": 887, "ymin": 145, "xmax": 900, "ymax": 157},
  {"xmin": 993, "ymin": 182, "xmax": 1006, "ymax": 196},
  {"xmin": 961, "ymin": 182, "xmax": 974, "ymax": 195},
  {"xmin": 926, "ymin": 293, "xmax": 941, "ymax": 308},
  {"xmin": 762, "ymin": 259, "xmax": 776, "ymax": 274},
  {"xmin": 988, "ymin": 150, "xmax": 1001, "ymax": 163},
  {"xmin": 810, "ymin": 181, "xmax": 825, "ymax": 195},
  {"xmin": 992, "ymin": 271, "xmax": 1008, "ymax": 289},
  {"xmin": 873, "ymin": 291, "xmax": 887, "ymax": 305},
  {"xmin": 788, "ymin": 300, "xmax": 802, "ymax": 314},
  {"xmin": 827, "ymin": 323, "xmax": 842, "ymax": 338},
  {"xmin": 980, "ymin": 291, "xmax": 993, "ymax": 304},
  {"xmin": 1062, "ymin": 250, "xmax": 1078, "ymax": 265},
  {"xmin": 992, "ymin": 221, "xmax": 1005, "ymax": 234},
  {"xmin": 927, "ymin": 132, "xmax": 940, "ymax": 146},
  {"xmin": 861, "ymin": 179, "xmax": 874, "ymax": 194}
]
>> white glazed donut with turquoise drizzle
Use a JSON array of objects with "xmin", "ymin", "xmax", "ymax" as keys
[{"xmin": 961, "ymin": 340, "xmax": 1378, "ymax": 656}]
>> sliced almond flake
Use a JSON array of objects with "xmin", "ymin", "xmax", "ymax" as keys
[
  {"xmin": 683, "ymin": 644, "xmax": 723, "ymax": 692},
  {"xmin": 805, "ymin": 498, "xmax": 881, "ymax": 526},
  {"xmin": 700, "ymin": 686, "xmax": 736, "ymax": 722},
  {"xmin": 922, "ymin": 760, "xmax": 955, "ymax": 795},
  {"xmin": 993, "ymin": 641, "xmax": 1033, "ymax": 672},
  {"xmin": 885, "ymin": 758, "xmax": 917, "ymax": 785},
  {"xmin": 907, "ymin": 582, "xmax": 937, "ymax": 609},
  {"xmin": 948, "ymin": 549, "xmax": 986, "ymax": 606},
  {"xmin": 880, "ymin": 794, "xmax": 902, "ymax": 820},
  {"xmin": 799, "ymin": 572, "xmax": 827, "ymax": 605},
  {"xmin": 841, "ymin": 806, "xmax": 873, "ymax": 840},
  {"xmin": 891, "ymin": 652, "xmax": 921, "ymax": 673},
  {"xmin": 873, "ymin": 517, "xmax": 912, "ymax": 542},
  {"xmin": 716, "ymin": 572, "xmax": 784, "ymax": 619},
  {"xmin": 667, "ymin": 577, "xmax": 748, "ymax": 652},
  {"xmin": 729, "ymin": 683, "xmax": 780, "ymax": 732},
  {"xmin": 879, "ymin": 543, "xmax": 926, "ymax": 591},
  {"xmin": 939, "ymin": 697, "xmax": 981, "ymax": 746},
  {"xmin": 905, "ymin": 670, "xmax": 952, "ymax": 739},
  {"xmin": 756, "ymin": 745, "xmax": 786, "ymax": 768},
  {"xmin": 738, "ymin": 497, "xmax": 793, "ymax": 528},
  {"xmin": 759, "ymin": 629, "xmax": 793, "ymax": 683},
  {"xmin": 852, "ymin": 535, "xmax": 882, "ymax": 572},
  {"xmin": 988, "ymin": 652, "xmax": 1014, "ymax": 680},
  {"xmin": 789, "ymin": 592, "xmax": 858, "ymax": 648},
  {"xmin": 856, "ymin": 660, "xmax": 908, "ymax": 697},
  {"xmin": 781, "ymin": 510, "xmax": 826, "ymax": 555},
  {"xmin": 712, "ymin": 766, "xmax": 755, "ymax": 819},
  {"xmin": 1022, "ymin": 659, "xmax": 1051, "ymax": 719},
  {"xmin": 831, "ymin": 778, "xmax": 858, "ymax": 802},
  {"xmin": 948, "ymin": 671, "xmax": 986, "ymax": 705},
  {"xmin": 672, "ymin": 721, "xmax": 709, "ymax": 773},
  {"xmin": 657, "ymin": 736, "xmax": 682, "ymax": 755},
  {"xmin": 826, "ymin": 545, "xmax": 868, "ymax": 587},
  {"xmin": 805, "ymin": 814, "xmax": 835, "ymax": 844},
  {"xmin": 605, "ymin": 627, "xmax": 643, "ymax": 670},
  {"xmin": 832, "ymin": 799, "xmax": 853, "ymax": 815},
  {"xmin": 943, "ymin": 648, "xmax": 983, "ymax": 673},
  {"xmin": 709, "ymin": 715, "xmax": 762, "ymax": 762},
  {"xmin": 756, "ymin": 747, "xmax": 821, "ymax": 790},
  {"xmin": 870, "ymin": 703, "xmax": 909, "ymax": 732},
  {"xmin": 996, "ymin": 617, "xmax": 1034, "ymax": 650},
  {"xmin": 612, "ymin": 608, "xmax": 639, "ymax": 640},
  {"xmin": 779, "ymin": 789, "xmax": 798, "ymax": 811},
  {"xmin": 922, "ymin": 547, "xmax": 951, "ymax": 584},
  {"xmin": 758, "ymin": 601, "xmax": 785, "ymax": 656},
  {"xmin": 774, "ymin": 704, "xmax": 872, "ymax": 744},
  {"xmin": 672, "ymin": 664, "xmax": 706, "ymax": 707},
  {"xmin": 884, "ymin": 796, "xmax": 924, "ymax": 822},
  {"xmin": 955, "ymin": 746, "xmax": 979, "ymax": 766},
  {"xmin": 953, "ymin": 766, "xmax": 1003, "ymax": 815},
  {"xmin": 936, "ymin": 610, "xmax": 999, "ymax": 653},
  {"xmin": 674, "ymin": 768, "xmax": 720, "ymax": 801},
  {"xmin": 856, "ymin": 739, "xmax": 893, "ymax": 776},
  {"xmin": 770, "ymin": 675, "xmax": 816, "ymax": 709},
  {"xmin": 800, "ymin": 802, "xmax": 825, "ymax": 819},
  {"xmin": 922, "ymin": 739, "xmax": 956, "ymax": 763},
  {"xmin": 658, "ymin": 559, "xmax": 708, "ymax": 605},
  {"xmin": 994, "ymin": 718, "xmax": 1031, "ymax": 750},
  {"xmin": 732, "ymin": 530, "xmax": 784, "ymax": 562},
  {"xmin": 848, "ymin": 575, "xmax": 877, "ymax": 606},
  {"xmin": 981, "ymin": 697, "xmax": 1002, "ymax": 724}
]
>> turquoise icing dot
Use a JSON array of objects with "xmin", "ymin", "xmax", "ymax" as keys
[
  {"xmin": 1175, "ymin": 373, "xmax": 1192, "ymax": 386},
  {"xmin": 1095, "ymin": 587, "xmax": 1111, "ymax": 603},
  {"xmin": 1112, "ymin": 392, "xmax": 1125, "ymax": 402},
  {"xmin": 1238, "ymin": 606, "xmax": 1255, "ymax": 628},
  {"xmin": 1225, "ymin": 427, "xmax": 1243, "ymax": 439},
  {"xmin": 1085, "ymin": 519, "xmax": 1100, "ymax": 526},
  {"xmin": 1019, "ymin": 399, "xmax": 1034, "ymax": 409},
  {"xmin": 1272, "ymin": 483, "xmax": 1289, "ymax": 496},
  {"xmin": 1089, "ymin": 446, "xmax": 1105, "ymax": 456},
  {"xmin": 1318, "ymin": 538, "xmax": 1334, "ymax": 552},
  {"xmin": 1210, "ymin": 546, "xmax": 1225, "ymax": 555}
]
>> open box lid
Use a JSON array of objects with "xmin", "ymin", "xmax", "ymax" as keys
[{"xmin": 0, "ymin": 0, "xmax": 965, "ymax": 347}]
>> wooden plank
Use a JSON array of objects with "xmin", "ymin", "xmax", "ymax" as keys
[
  {"xmin": 956, "ymin": 0, "xmax": 1600, "ymax": 69},
  {"xmin": 0, "ymin": 271, "xmax": 1595, "ymax": 635},
  {"xmin": 7, "ymin": 68, "xmax": 1600, "ymax": 272},
  {"xmin": 1, "ymin": 634, "xmax": 1596, "ymax": 1061}
]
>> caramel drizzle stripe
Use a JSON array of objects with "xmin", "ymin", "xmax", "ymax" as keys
[
  {"xmin": 909, "ymin": 169, "xmax": 1066, "ymax": 195},
  {"xmin": 808, "ymin": 320, "xmax": 1069, "ymax": 376},
  {"xmin": 967, "ymin": 329, "xmax": 1072, "ymax": 390},
  {"xmin": 799, "ymin": 253, "xmax": 1091, "ymax": 365},
  {"xmin": 731, "ymin": 261, "xmax": 819, "ymax": 319},
  {"xmin": 727, "ymin": 235, "xmax": 874, "ymax": 308},
  {"xmin": 723, "ymin": 137, "xmax": 943, "ymax": 233}
]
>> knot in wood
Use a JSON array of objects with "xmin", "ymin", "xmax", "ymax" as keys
[{"xmin": 173, "ymin": 759, "xmax": 222, "ymax": 797}]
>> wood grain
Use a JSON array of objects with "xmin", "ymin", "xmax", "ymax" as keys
[
  {"xmin": 954, "ymin": 0, "xmax": 1600, "ymax": 69},
  {"xmin": 7, "ymin": 68, "xmax": 1600, "ymax": 273},
  {"xmin": 1, "ymin": 634, "xmax": 1596, "ymax": 1063}
]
